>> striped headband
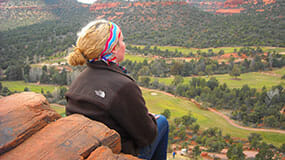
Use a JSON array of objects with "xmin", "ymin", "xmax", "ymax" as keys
[{"xmin": 90, "ymin": 22, "xmax": 121, "ymax": 64}]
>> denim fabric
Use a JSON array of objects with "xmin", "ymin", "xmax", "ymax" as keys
[{"xmin": 138, "ymin": 115, "xmax": 169, "ymax": 160}]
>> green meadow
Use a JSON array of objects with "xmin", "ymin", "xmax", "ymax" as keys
[
  {"xmin": 151, "ymin": 68, "xmax": 285, "ymax": 89},
  {"xmin": 1, "ymin": 81, "xmax": 58, "ymax": 93},
  {"xmin": 1, "ymin": 80, "xmax": 284, "ymax": 146},
  {"xmin": 272, "ymin": 67, "xmax": 285, "ymax": 75},
  {"xmin": 142, "ymin": 89, "xmax": 285, "ymax": 147},
  {"xmin": 131, "ymin": 45, "xmax": 285, "ymax": 55},
  {"xmin": 51, "ymin": 105, "xmax": 66, "ymax": 117},
  {"xmin": 124, "ymin": 54, "xmax": 154, "ymax": 62}
]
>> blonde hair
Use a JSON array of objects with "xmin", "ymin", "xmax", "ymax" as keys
[{"xmin": 67, "ymin": 19, "xmax": 120, "ymax": 66}]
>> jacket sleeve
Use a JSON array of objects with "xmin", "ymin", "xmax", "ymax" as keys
[{"xmin": 109, "ymin": 82, "xmax": 158, "ymax": 148}]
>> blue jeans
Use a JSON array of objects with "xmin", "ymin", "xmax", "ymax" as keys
[{"xmin": 138, "ymin": 115, "xmax": 169, "ymax": 160}]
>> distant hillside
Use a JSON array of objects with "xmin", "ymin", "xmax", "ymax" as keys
[
  {"xmin": 0, "ymin": 0, "xmax": 91, "ymax": 69},
  {"xmin": 0, "ymin": 0, "xmax": 86, "ymax": 31},
  {"xmin": 188, "ymin": 0, "xmax": 277, "ymax": 14},
  {"xmin": 89, "ymin": 0, "xmax": 284, "ymax": 47},
  {"xmin": 0, "ymin": 0, "xmax": 284, "ymax": 70}
]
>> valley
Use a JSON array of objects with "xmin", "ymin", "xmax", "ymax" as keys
[
  {"xmin": 0, "ymin": 0, "xmax": 284, "ymax": 159},
  {"xmin": 1, "ymin": 80, "xmax": 284, "ymax": 147}
]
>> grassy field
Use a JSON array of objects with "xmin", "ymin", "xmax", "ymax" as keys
[
  {"xmin": 272, "ymin": 67, "xmax": 285, "ymax": 76},
  {"xmin": 131, "ymin": 45, "xmax": 285, "ymax": 55},
  {"xmin": 150, "ymin": 68, "xmax": 285, "ymax": 89},
  {"xmin": 142, "ymin": 89, "xmax": 285, "ymax": 147},
  {"xmin": 50, "ymin": 105, "xmax": 66, "ymax": 117},
  {"xmin": 0, "ymin": 81, "xmax": 58, "ymax": 93},
  {"xmin": 124, "ymin": 54, "xmax": 154, "ymax": 62}
]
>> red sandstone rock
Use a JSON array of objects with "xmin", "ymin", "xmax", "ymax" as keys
[
  {"xmin": 86, "ymin": 146, "xmax": 116, "ymax": 160},
  {"xmin": 0, "ymin": 114, "xmax": 121, "ymax": 160},
  {"xmin": 0, "ymin": 92, "xmax": 61, "ymax": 155},
  {"xmin": 86, "ymin": 146, "xmax": 141, "ymax": 160},
  {"xmin": 117, "ymin": 153, "xmax": 141, "ymax": 160}
]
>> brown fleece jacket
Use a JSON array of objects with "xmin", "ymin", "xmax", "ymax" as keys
[{"xmin": 65, "ymin": 61, "xmax": 157, "ymax": 155}]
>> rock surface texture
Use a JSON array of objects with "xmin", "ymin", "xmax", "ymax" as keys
[
  {"xmin": 0, "ymin": 92, "xmax": 61, "ymax": 155},
  {"xmin": 0, "ymin": 92, "xmax": 141, "ymax": 160}
]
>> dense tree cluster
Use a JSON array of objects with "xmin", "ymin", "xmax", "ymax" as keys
[
  {"xmin": 196, "ymin": 127, "xmax": 228, "ymax": 152},
  {"xmin": 114, "ymin": 1, "xmax": 284, "ymax": 48},
  {"xmin": 121, "ymin": 51, "xmax": 285, "ymax": 79}
]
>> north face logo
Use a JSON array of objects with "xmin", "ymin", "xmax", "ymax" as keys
[{"xmin": 94, "ymin": 90, "xmax": 105, "ymax": 98}]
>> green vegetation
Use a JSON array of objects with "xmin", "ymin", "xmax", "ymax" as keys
[
  {"xmin": 205, "ymin": 72, "xmax": 285, "ymax": 89},
  {"xmin": 273, "ymin": 67, "xmax": 285, "ymax": 75},
  {"xmin": 142, "ymin": 89, "xmax": 285, "ymax": 147},
  {"xmin": 131, "ymin": 45, "xmax": 285, "ymax": 55},
  {"xmin": 0, "ymin": 81, "xmax": 57, "ymax": 93},
  {"xmin": 2, "ymin": 81, "xmax": 284, "ymax": 147},
  {"xmin": 150, "ymin": 70, "xmax": 285, "ymax": 89},
  {"xmin": 0, "ymin": 0, "xmax": 56, "ymax": 31},
  {"xmin": 124, "ymin": 54, "xmax": 153, "ymax": 63},
  {"xmin": 50, "ymin": 105, "xmax": 66, "ymax": 117}
]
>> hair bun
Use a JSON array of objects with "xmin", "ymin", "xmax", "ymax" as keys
[{"xmin": 67, "ymin": 47, "xmax": 87, "ymax": 66}]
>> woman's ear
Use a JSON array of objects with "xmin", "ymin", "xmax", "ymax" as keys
[
  {"xmin": 112, "ymin": 47, "xmax": 118, "ymax": 56},
  {"xmin": 112, "ymin": 44, "xmax": 119, "ymax": 55}
]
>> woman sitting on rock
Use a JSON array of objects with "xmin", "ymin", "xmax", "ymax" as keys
[{"xmin": 65, "ymin": 19, "xmax": 169, "ymax": 160}]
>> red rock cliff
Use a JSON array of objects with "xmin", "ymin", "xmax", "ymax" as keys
[{"xmin": 0, "ymin": 92, "xmax": 140, "ymax": 160}]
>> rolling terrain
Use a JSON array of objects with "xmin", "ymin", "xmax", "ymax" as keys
[
  {"xmin": 0, "ymin": 0, "xmax": 284, "ymax": 71},
  {"xmin": 1, "ymin": 80, "xmax": 284, "ymax": 147},
  {"xmin": 1, "ymin": 0, "xmax": 285, "ymax": 158}
]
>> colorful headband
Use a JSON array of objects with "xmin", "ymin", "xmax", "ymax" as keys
[{"xmin": 90, "ymin": 22, "xmax": 121, "ymax": 64}]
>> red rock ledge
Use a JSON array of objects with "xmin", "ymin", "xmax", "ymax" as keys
[{"xmin": 0, "ymin": 92, "xmax": 141, "ymax": 160}]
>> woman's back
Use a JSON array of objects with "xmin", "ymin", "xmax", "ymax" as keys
[{"xmin": 65, "ymin": 61, "xmax": 157, "ymax": 155}]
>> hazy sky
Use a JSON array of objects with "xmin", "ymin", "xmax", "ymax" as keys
[{"xmin": 77, "ymin": 0, "xmax": 97, "ymax": 4}]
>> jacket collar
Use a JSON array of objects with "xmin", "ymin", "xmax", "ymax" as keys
[{"xmin": 87, "ymin": 61, "xmax": 134, "ymax": 81}]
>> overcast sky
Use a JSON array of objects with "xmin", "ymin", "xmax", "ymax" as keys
[{"xmin": 77, "ymin": 0, "xmax": 97, "ymax": 4}]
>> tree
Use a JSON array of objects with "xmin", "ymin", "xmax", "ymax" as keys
[
  {"xmin": 138, "ymin": 66, "xmax": 151, "ymax": 76},
  {"xmin": 206, "ymin": 77, "xmax": 219, "ymax": 90},
  {"xmin": 170, "ymin": 62, "xmax": 183, "ymax": 75},
  {"xmin": 1, "ymin": 87, "xmax": 11, "ymax": 96},
  {"xmin": 171, "ymin": 75, "xmax": 184, "ymax": 86},
  {"xmin": 264, "ymin": 115, "xmax": 280, "ymax": 128},
  {"xmin": 182, "ymin": 112, "xmax": 197, "ymax": 128},
  {"xmin": 228, "ymin": 56, "xmax": 235, "ymax": 69},
  {"xmin": 227, "ymin": 143, "xmax": 245, "ymax": 160},
  {"xmin": 280, "ymin": 143, "xmax": 285, "ymax": 153},
  {"xmin": 174, "ymin": 117, "xmax": 182, "ymax": 126},
  {"xmin": 5, "ymin": 65, "xmax": 23, "ymax": 80},
  {"xmin": 205, "ymin": 65, "xmax": 213, "ymax": 76},
  {"xmin": 192, "ymin": 124, "xmax": 200, "ymax": 133},
  {"xmin": 193, "ymin": 146, "xmax": 201, "ymax": 158},
  {"xmin": 207, "ymin": 139, "xmax": 225, "ymax": 152},
  {"xmin": 138, "ymin": 76, "xmax": 150, "ymax": 87},
  {"xmin": 218, "ymin": 49, "xmax": 225, "ymax": 55},
  {"xmin": 229, "ymin": 65, "xmax": 241, "ymax": 79},
  {"xmin": 177, "ymin": 126, "xmax": 186, "ymax": 140},
  {"xmin": 255, "ymin": 142, "xmax": 274, "ymax": 160},
  {"xmin": 248, "ymin": 133, "xmax": 262, "ymax": 149},
  {"xmin": 59, "ymin": 87, "xmax": 68, "ymax": 99},
  {"xmin": 161, "ymin": 109, "xmax": 171, "ymax": 119}
]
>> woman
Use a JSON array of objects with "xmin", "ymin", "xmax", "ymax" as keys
[{"xmin": 65, "ymin": 19, "xmax": 169, "ymax": 160}]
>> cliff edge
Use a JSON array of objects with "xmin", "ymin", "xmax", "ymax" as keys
[{"xmin": 0, "ymin": 92, "xmax": 140, "ymax": 160}]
